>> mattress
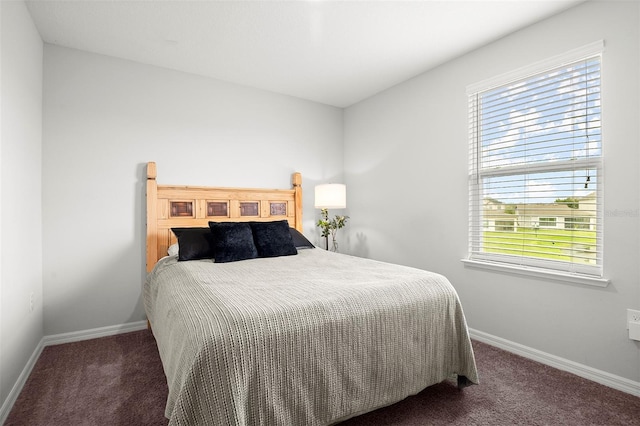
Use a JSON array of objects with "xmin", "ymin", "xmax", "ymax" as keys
[{"xmin": 144, "ymin": 248, "xmax": 478, "ymax": 425}]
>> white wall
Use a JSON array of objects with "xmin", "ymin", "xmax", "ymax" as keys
[
  {"xmin": 42, "ymin": 45, "xmax": 343, "ymax": 335},
  {"xmin": 0, "ymin": 0, "xmax": 44, "ymax": 406},
  {"xmin": 344, "ymin": 1, "xmax": 640, "ymax": 383}
]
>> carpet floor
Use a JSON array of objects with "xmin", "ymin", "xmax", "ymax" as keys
[{"xmin": 5, "ymin": 329, "xmax": 640, "ymax": 425}]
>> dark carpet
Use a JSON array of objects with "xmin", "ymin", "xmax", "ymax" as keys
[{"xmin": 5, "ymin": 330, "xmax": 640, "ymax": 425}]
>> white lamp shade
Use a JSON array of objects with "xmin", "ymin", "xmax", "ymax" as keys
[{"xmin": 314, "ymin": 184, "xmax": 346, "ymax": 209}]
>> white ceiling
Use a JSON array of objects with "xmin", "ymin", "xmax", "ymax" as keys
[{"xmin": 25, "ymin": 0, "xmax": 583, "ymax": 107}]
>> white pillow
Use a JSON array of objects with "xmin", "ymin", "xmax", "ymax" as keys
[{"xmin": 167, "ymin": 243, "xmax": 179, "ymax": 257}]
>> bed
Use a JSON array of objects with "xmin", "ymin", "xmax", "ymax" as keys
[{"xmin": 143, "ymin": 162, "xmax": 478, "ymax": 425}]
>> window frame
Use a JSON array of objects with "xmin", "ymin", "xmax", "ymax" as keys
[{"xmin": 463, "ymin": 41, "xmax": 609, "ymax": 287}]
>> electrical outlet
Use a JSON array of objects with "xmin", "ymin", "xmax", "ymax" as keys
[{"xmin": 627, "ymin": 309, "xmax": 640, "ymax": 329}]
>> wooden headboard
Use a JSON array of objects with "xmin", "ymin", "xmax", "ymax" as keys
[{"xmin": 146, "ymin": 162, "xmax": 303, "ymax": 272}]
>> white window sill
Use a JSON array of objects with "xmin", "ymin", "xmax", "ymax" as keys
[{"xmin": 461, "ymin": 258, "xmax": 610, "ymax": 287}]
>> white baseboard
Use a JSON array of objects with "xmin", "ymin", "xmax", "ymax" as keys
[
  {"xmin": 0, "ymin": 320, "xmax": 148, "ymax": 425},
  {"xmin": 469, "ymin": 328, "xmax": 640, "ymax": 397},
  {"xmin": 0, "ymin": 339, "xmax": 45, "ymax": 426},
  {"xmin": 42, "ymin": 320, "xmax": 148, "ymax": 346}
]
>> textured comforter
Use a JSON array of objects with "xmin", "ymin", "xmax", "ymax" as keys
[{"xmin": 144, "ymin": 249, "xmax": 478, "ymax": 425}]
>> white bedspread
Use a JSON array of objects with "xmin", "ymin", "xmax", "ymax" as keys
[{"xmin": 144, "ymin": 249, "xmax": 478, "ymax": 425}]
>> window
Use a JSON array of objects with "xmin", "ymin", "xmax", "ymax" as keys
[
  {"xmin": 564, "ymin": 217, "xmax": 590, "ymax": 230},
  {"xmin": 538, "ymin": 217, "xmax": 556, "ymax": 228},
  {"xmin": 467, "ymin": 42, "xmax": 604, "ymax": 280},
  {"xmin": 495, "ymin": 220, "xmax": 515, "ymax": 232}
]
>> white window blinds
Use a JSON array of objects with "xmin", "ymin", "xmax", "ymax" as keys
[{"xmin": 468, "ymin": 44, "xmax": 603, "ymax": 278}]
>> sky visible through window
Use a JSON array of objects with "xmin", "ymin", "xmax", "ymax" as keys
[{"xmin": 479, "ymin": 58, "xmax": 601, "ymax": 205}]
